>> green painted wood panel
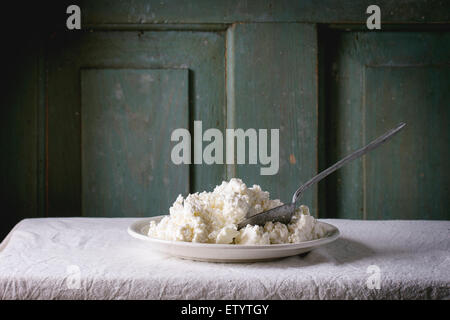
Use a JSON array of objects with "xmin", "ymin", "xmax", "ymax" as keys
[
  {"xmin": 82, "ymin": 0, "xmax": 450, "ymax": 24},
  {"xmin": 47, "ymin": 30, "xmax": 225, "ymax": 217},
  {"xmin": 230, "ymin": 23, "xmax": 319, "ymax": 217},
  {"xmin": 365, "ymin": 67, "xmax": 449, "ymax": 220},
  {"xmin": 320, "ymin": 31, "xmax": 450, "ymax": 220},
  {"xmin": 81, "ymin": 69, "xmax": 189, "ymax": 217}
]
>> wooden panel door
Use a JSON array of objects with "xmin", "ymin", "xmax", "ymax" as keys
[
  {"xmin": 47, "ymin": 24, "xmax": 321, "ymax": 218},
  {"xmin": 47, "ymin": 30, "xmax": 225, "ymax": 217},
  {"xmin": 320, "ymin": 31, "xmax": 450, "ymax": 220},
  {"xmin": 81, "ymin": 69, "xmax": 188, "ymax": 216},
  {"xmin": 2, "ymin": 1, "xmax": 449, "ymax": 242}
]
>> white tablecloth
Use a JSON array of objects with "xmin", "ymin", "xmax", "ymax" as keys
[{"xmin": 0, "ymin": 218, "xmax": 448, "ymax": 299}]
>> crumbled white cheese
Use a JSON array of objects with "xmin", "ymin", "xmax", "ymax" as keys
[{"xmin": 148, "ymin": 178, "xmax": 328, "ymax": 245}]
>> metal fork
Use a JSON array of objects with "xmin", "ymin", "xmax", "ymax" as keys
[{"xmin": 237, "ymin": 122, "xmax": 406, "ymax": 229}]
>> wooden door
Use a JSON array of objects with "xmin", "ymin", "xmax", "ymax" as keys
[
  {"xmin": 46, "ymin": 24, "xmax": 319, "ymax": 217},
  {"xmin": 319, "ymin": 30, "xmax": 450, "ymax": 219},
  {"xmin": 47, "ymin": 30, "xmax": 226, "ymax": 216},
  {"xmin": 2, "ymin": 1, "xmax": 449, "ymax": 241}
]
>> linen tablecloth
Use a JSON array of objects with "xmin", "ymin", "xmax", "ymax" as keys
[{"xmin": 0, "ymin": 218, "xmax": 448, "ymax": 299}]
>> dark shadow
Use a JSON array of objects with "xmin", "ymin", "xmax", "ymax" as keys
[
  {"xmin": 188, "ymin": 69, "xmax": 196, "ymax": 194},
  {"xmin": 317, "ymin": 26, "xmax": 341, "ymax": 219},
  {"xmin": 313, "ymin": 237, "xmax": 376, "ymax": 265}
]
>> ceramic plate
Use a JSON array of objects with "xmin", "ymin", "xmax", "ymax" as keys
[{"xmin": 128, "ymin": 215, "xmax": 340, "ymax": 262}]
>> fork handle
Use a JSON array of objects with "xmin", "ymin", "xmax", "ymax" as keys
[{"xmin": 292, "ymin": 122, "xmax": 406, "ymax": 204}]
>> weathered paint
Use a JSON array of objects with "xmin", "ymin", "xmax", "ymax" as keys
[
  {"xmin": 1, "ymin": 2, "xmax": 449, "ymax": 242},
  {"xmin": 81, "ymin": 69, "xmax": 189, "ymax": 217},
  {"xmin": 231, "ymin": 23, "xmax": 319, "ymax": 217},
  {"xmin": 82, "ymin": 0, "xmax": 450, "ymax": 24},
  {"xmin": 365, "ymin": 66, "xmax": 449, "ymax": 220},
  {"xmin": 320, "ymin": 31, "xmax": 450, "ymax": 220},
  {"xmin": 47, "ymin": 30, "xmax": 226, "ymax": 216}
]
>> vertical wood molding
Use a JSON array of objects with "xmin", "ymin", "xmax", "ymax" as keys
[
  {"xmin": 361, "ymin": 65, "xmax": 367, "ymax": 220},
  {"xmin": 232, "ymin": 23, "xmax": 319, "ymax": 215},
  {"xmin": 226, "ymin": 24, "xmax": 236, "ymax": 180}
]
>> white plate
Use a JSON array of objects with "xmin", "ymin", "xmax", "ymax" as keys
[{"xmin": 128, "ymin": 215, "xmax": 340, "ymax": 262}]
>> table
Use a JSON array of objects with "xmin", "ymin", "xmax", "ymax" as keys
[{"xmin": 0, "ymin": 218, "xmax": 448, "ymax": 299}]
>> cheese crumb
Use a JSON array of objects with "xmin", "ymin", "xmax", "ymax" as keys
[{"xmin": 148, "ymin": 178, "xmax": 327, "ymax": 244}]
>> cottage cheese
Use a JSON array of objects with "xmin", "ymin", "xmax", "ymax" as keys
[{"xmin": 148, "ymin": 178, "xmax": 328, "ymax": 244}]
